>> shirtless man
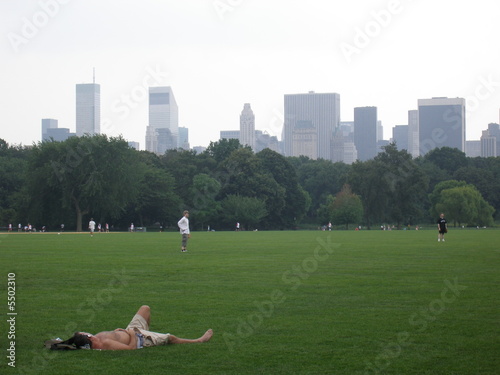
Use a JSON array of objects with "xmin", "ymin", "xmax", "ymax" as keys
[{"xmin": 49, "ymin": 305, "xmax": 213, "ymax": 350}]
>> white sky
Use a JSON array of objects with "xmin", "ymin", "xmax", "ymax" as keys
[{"xmin": 1, "ymin": 0, "xmax": 499, "ymax": 149}]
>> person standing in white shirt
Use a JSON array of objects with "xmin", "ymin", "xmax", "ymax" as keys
[
  {"xmin": 177, "ymin": 211, "xmax": 190, "ymax": 252},
  {"xmin": 89, "ymin": 218, "xmax": 96, "ymax": 237}
]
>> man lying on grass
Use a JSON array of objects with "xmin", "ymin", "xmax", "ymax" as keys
[{"xmin": 46, "ymin": 305, "xmax": 213, "ymax": 350}]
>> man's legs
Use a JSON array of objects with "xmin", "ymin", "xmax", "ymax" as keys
[
  {"xmin": 181, "ymin": 234, "xmax": 188, "ymax": 252},
  {"xmin": 136, "ymin": 305, "xmax": 151, "ymax": 327},
  {"xmin": 168, "ymin": 329, "xmax": 213, "ymax": 344}
]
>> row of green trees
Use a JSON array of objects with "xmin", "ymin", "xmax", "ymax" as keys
[{"xmin": 0, "ymin": 136, "xmax": 497, "ymax": 231}]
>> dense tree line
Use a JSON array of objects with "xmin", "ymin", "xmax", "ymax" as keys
[{"xmin": 0, "ymin": 136, "xmax": 498, "ymax": 231}]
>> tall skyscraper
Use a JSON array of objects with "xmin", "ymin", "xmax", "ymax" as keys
[
  {"xmin": 354, "ymin": 106, "xmax": 377, "ymax": 161},
  {"xmin": 392, "ymin": 125, "xmax": 409, "ymax": 151},
  {"xmin": 283, "ymin": 91, "xmax": 340, "ymax": 160},
  {"xmin": 76, "ymin": 83, "xmax": 100, "ymax": 136},
  {"xmin": 408, "ymin": 110, "xmax": 419, "ymax": 158},
  {"xmin": 418, "ymin": 97, "xmax": 466, "ymax": 155},
  {"xmin": 239, "ymin": 103, "xmax": 255, "ymax": 151},
  {"xmin": 146, "ymin": 86, "xmax": 178, "ymax": 154}
]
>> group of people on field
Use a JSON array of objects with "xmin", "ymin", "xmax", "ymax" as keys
[{"xmin": 49, "ymin": 210, "xmax": 449, "ymax": 353}]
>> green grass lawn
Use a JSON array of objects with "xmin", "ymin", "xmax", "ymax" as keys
[{"xmin": 0, "ymin": 229, "xmax": 499, "ymax": 375}]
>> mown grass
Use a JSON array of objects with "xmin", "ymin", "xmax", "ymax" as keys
[{"xmin": 0, "ymin": 229, "xmax": 499, "ymax": 375}]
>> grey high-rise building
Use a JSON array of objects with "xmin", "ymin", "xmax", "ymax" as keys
[
  {"xmin": 41, "ymin": 118, "xmax": 58, "ymax": 140},
  {"xmin": 339, "ymin": 121, "xmax": 354, "ymax": 136},
  {"xmin": 145, "ymin": 126, "xmax": 158, "ymax": 153},
  {"xmin": 178, "ymin": 127, "xmax": 189, "ymax": 150},
  {"xmin": 480, "ymin": 123, "xmax": 500, "ymax": 157},
  {"xmin": 255, "ymin": 130, "xmax": 280, "ymax": 153},
  {"xmin": 392, "ymin": 125, "xmax": 409, "ymax": 151},
  {"xmin": 376, "ymin": 120, "xmax": 383, "ymax": 142},
  {"xmin": 465, "ymin": 140, "xmax": 481, "ymax": 157},
  {"xmin": 283, "ymin": 91, "xmax": 340, "ymax": 160},
  {"xmin": 220, "ymin": 130, "xmax": 240, "ymax": 140},
  {"xmin": 146, "ymin": 87, "xmax": 178, "ymax": 153},
  {"xmin": 128, "ymin": 141, "xmax": 140, "ymax": 150},
  {"xmin": 408, "ymin": 110, "xmax": 419, "ymax": 158},
  {"xmin": 156, "ymin": 128, "xmax": 176, "ymax": 154},
  {"xmin": 42, "ymin": 118, "xmax": 75, "ymax": 142},
  {"xmin": 418, "ymin": 97, "xmax": 466, "ymax": 155},
  {"xmin": 76, "ymin": 83, "xmax": 100, "ymax": 136},
  {"xmin": 292, "ymin": 120, "xmax": 318, "ymax": 159},
  {"xmin": 354, "ymin": 106, "xmax": 377, "ymax": 161},
  {"xmin": 332, "ymin": 127, "xmax": 357, "ymax": 165},
  {"xmin": 481, "ymin": 132, "xmax": 496, "ymax": 157},
  {"xmin": 240, "ymin": 103, "xmax": 255, "ymax": 151},
  {"xmin": 192, "ymin": 146, "xmax": 207, "ymax": 154}
]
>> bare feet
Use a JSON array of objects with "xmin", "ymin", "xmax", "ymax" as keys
[
  {"xmin": 168, "ymin": 329, "xmax": 214, "ymax": 344},
  {"xmin": 197, "ymin": 329, "xmax": 213, "ymax": 343}
]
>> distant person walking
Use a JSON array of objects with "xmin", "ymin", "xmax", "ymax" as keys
[
  {"xmin": 177, "ymin": 211, "xmax": 190, "ymax": 252},
  {"xmin": 89, "ymin": 218, "xmax": 96, "ymax": 237},
  {"xmin": 437, "ymin": 213, "xmax": 447, "ymax": 242},
  {"xmin": 236, "ymin": 222, "xmax": 240, "ymax": 231},
  {"xmin": 130, "ymin": 223, "xmax": 135, "ymax": 232}
]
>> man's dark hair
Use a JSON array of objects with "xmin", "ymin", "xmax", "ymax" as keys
[
  {"xmin": 72, "ymin": 333, "xmax": 92, "ymax": 349},
  {"xmin": 45, "ymin": 333, "xmax": 92, "ymax": 350}
]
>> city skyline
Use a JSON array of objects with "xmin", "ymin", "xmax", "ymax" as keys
[{"xmin": 1, "ymin": 1, "xmax": 500, "ymax": 149}]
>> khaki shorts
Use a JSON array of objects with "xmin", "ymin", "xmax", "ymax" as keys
[
  {"xmin": 182, "ymin": 233, "xmax": 189, "ymax": 247},
  {"xmin": 126, "ymin": 314, "xmax": 170, "ymax": 347}
]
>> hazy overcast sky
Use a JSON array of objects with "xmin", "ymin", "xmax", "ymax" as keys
[{"xmin": 1, "ymin": 0, "xmax": 499, "ymax": 149}]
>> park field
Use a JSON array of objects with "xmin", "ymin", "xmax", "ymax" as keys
[{"xmin": 0, "ymin": 229, "xmax": 499, "ymax": 375}]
